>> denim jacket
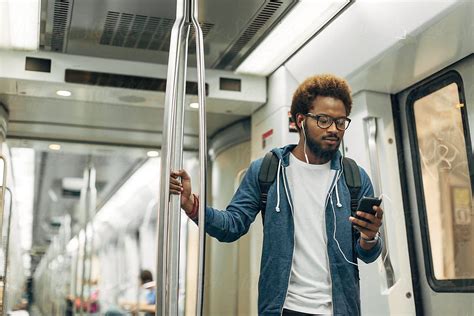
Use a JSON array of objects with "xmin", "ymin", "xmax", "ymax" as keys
[{"xmin": 204, "ymin": 144, "xmax": 382, "ymax": 315}]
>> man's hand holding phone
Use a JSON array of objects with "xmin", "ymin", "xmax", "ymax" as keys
[{"xmin": 349, "ymin": 196, "xmax": 384, "ymax": 249}]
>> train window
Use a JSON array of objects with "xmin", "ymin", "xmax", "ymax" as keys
[{"xmin": 407, "ymin": 71, "xmax": 474, "ymax": 291}]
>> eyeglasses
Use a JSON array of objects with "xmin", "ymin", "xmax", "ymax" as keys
[{"xmin": 304, "ymin": 113, "xmax": 351, "ymax": 131}]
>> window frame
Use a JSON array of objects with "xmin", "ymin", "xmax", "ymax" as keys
[{"xmin": 406, "ymin": 70, "xmax": 474, "ymax": 292}]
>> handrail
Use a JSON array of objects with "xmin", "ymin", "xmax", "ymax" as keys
[
  {"xmin": 364, "ymin": 117, "xmax": 396, "ymax": 288},
  {"xmin": 85, "ymin": 166, "xmax": 97, "ymax": 316},
  {"xmin": 0, "ymin": 155, "xmax": 7, "ymax": 246},
  {"xmin": 157, "ymin": 0, "xmax": 189, "ymax": 315},
  {"xmin": 1, "ymin": 187, "xmax": 12, "ymax": 316},
  {"xmin": 77, "ymin": 164, "xmax": 97, "ymax": 316},
  {"xmin": 190, "ymin": 0, "xmax": 207, "ymax": 314},
  {"xmin": 158, "ymin": 0, "xmax": 206, "ymax": 314}
]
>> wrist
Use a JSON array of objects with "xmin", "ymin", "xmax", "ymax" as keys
[
  {"xmin": 361, "ymin": 232, "xmax": 380, "ymax": 244},
  {"xmin": 184, "ymin": 193, "xmax": 199, "ymax": 220},
  {"xmin": 182, "ymin": 194, "xmax": 194, "ymax": 214}
]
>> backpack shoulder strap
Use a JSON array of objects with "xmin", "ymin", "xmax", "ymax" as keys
[
  {"xmin": 342, "ymin": 156, "xmax": 362, "ymax": 263},
  {"xmin": 342, "ymin": 157, "xmax": 361, "ymax": 212},
  {"xmin": 258, "ymin": 151, "xmax": 279, "ymax": 221}
]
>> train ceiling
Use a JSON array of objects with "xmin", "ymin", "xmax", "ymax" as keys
[{"xmin": 40, "ymin": 0, "xmax": 296, "ymax": 70}]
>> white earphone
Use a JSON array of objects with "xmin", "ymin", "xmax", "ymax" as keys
[{"xmin": 301, "ymin": 117, "xmax": 309, "ymax": 164}]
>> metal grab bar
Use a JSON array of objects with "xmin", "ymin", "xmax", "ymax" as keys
[
  {"xmin": 85, "ymin": 166, "xmax": 97, "ymax": 316},
  {"xmin": 364, "ymin": 117, "xmax": 396, "ymax": 288},
  {"xmin": 157, "ymin": 0, "xmax": 207, "ymax": 314},
  {"xmin": 190, "ymin": 0, "xmax": 207, "ymax": 315},
  {"xmin": 77, "ymin": 165, "xmax": 97, "ymax": 316},
  {"xmin": 1, "ymin": 187, "xmax": 12, "ymax": 316},
  {"xmin": 0, "ymin": 155, "xmax": 7, "ymax": 246},
  {"xmin": 157, "ymin": 0, "xmax": 189, "ymax": 315}
]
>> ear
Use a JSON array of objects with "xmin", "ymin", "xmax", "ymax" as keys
[{"xmin": 296, "ymin": 114, "xmax": 305, "ymax": 129}]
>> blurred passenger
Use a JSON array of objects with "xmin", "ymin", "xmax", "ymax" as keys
[
  {"xmin": 139, "ymin": 269, "xmax": 156, "ymax": 312},
  {"xmin": 170, "ymin": 74, "xmax": 384, "ymax": 315},
  {"xmin": 120, "ymin": 269, "xmax": 156, "ymax": 315}
]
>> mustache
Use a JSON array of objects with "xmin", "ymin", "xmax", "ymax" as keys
[{"xmin": 322, "ymin": 135, "xmax": 340, "ymax": 141}]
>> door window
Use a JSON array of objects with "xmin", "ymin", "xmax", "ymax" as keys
[{"xmin": 407, "ymin": 71, "xmax": 474, "ymax": 290}]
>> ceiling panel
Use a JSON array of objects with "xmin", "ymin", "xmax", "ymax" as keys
[{"xmin": 41, "ymin": 0, "xmax": 296, "ymax": 69}]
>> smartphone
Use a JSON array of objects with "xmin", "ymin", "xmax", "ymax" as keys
[{"xmin": 353, "ymin": 197, "xmax": 382, "ymax": 224}]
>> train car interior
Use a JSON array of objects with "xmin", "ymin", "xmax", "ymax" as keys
[{"xmin": 0, "ymin": 0, "xmax": 472, "ymax": 315}]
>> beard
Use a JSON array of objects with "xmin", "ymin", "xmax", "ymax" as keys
[{"xmin": 304, "ymin": 123, "xmax": 340, "ymax": 161}]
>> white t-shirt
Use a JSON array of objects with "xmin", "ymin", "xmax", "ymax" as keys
[{"xmin": 283, "ymin": 153, "xmax": 335, "ymax": 314}]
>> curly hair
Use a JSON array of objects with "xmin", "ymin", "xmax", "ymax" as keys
[{"xmin": 291, "ymin": 74, "xmax": 352, "ymax": 129}]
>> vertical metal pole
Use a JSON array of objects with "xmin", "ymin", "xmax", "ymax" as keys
[
  {"xmin": 157, "ymin": 0, "xmax": 189, "ymax": 315},
  {"xmin": 364, "ymin": 117, "xmax": 396, "ymax": 288},
  {"xmin": 190, "ymin": 1, "xmax": 207, "ymax": 314},
  {"xmin": 72, "ymin": 237, "xmax": 80, "ymax": 316},
  {"xmin": 0, "ymin": 156, "xmax": 6, "ymax": 316},
  {"xmin": 1, "ymin": 188, "xmax": 12, "ymax": 316},
  {"xmin": 0, "ymin": 156, "xmax": 7, "ymax": 246},
  {"xmin": 78, "ymin": 167, "xmax": 89, "ymax": 316},
  {"xmin": 78, "ymin": 164, "xmax": 96, "ymax": 316},
  {"xmin": 85, "ymin": 167, "xmax": 97, "ymax": 315}
]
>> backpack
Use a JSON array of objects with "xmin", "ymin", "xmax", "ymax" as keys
[{"xmin": 258, "ymin": 151, "xmax": 361, "ymax": 221}]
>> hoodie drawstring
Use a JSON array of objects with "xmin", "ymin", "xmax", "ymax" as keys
[
  {"xmin": 335, "ymin": 170, "xmax": 343, "ymax": 208},
  {"xmin": 275, "ymin": 159, "xmax": 282, "ymax": 212}
]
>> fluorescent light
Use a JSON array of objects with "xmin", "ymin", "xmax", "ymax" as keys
[
  {"xmin": 0, "ymin": 0, "xmax": 40, "ymax": 50},
  {"xmin": 236, "ymin": 0, "xmax": 349, "ymax": 76},
  {"xmin": 56, "ymin": 90, "xmax": 72, "ymax": 97},
  {"xmin": 62, "ymin": 177, "xmax": 83, "ymax": 191},
  {"xmin": 147, "ymin": 150, "xmax": 159, "ymax": 158},
  {"xmin": 48, "ymin": 189, "xmax": 58, "ymax": 202},
  {"xmin": 49, "ymin": 143, "xmax": 61, "ymax": 150},
  {"xmin": 190, "ymin": 102, "xmax": 199, "ymax": 109}
]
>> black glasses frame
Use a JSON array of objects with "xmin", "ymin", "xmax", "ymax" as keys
[{"xmin": 304, "ymin": 113, "xmax": 351, "ymax": 131}]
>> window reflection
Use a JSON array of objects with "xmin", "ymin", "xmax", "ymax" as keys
[{"xmin": 414, "ymin": 82, "xmax": 474, "ymax": 280}]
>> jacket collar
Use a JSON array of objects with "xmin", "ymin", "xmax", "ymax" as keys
[{"xmin": 271, "ymin": 144, "xmax": 343, "ymax": 170}]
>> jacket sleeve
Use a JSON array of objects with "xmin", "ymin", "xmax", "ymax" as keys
[
  {"xmin": 203, "ymin": 159, "xmax": 262, "ymax": 242},
  {"xmin": 354, "ymin": 166, "xmax": 383, "ymax": 263}
]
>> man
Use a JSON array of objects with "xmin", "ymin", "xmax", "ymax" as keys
[{"xmin": 170, "ymin": 74, "xmax": 383, "ymax": 315}]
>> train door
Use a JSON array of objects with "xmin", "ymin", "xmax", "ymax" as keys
[{"xmin": 394, "ymin": 54, "xmax": 474, "ymax": 315}]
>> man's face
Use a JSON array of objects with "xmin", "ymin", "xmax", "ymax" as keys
[{"xmin": 301, "ymin": 96, "xmax": 347, "ymax": 161}]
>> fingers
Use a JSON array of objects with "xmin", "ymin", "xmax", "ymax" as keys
[
  {"xmin": 353, "ymin": 225, "xmax": 377, "ymax": 239},
  {"xmin": 169, "ymin": 170, "xmax": 185, "ymax": 195},
  {"xmin": 349, "ymin": 216, "xmax": 379, "ymax": 233},
  {"xmin": 349, "ymin": 205, "xmax": 384, "ymax": 236},
  {"xmin": 171, "ymin": 169, "xmax": 190, "ymax": 180},
  {"xmin": 374, "ymin": 205, "xmax": 384, "ymax": 219}
]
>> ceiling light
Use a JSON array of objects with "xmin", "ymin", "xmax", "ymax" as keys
[
  {"xmin": 56, "ymin": 90, "xmax": 72, "ymax": 97},
  {"xmin": 189, "ymin": 102, "xmax": 199, "ymax": 109},
  {"xmin": 236, "ymin": 0, "xmax": 350, "ymax": 76},
  {"xmin": 0, "ymin": 0, "xmax": 41, "ymax": 50},
  {"xmin": 49, "ymin": 144, "xmax": 61, "ymax": 151},
  {"xmin": 48, "ymin": 189, "xmax": 58, "ymax": 202},
  {"xmin": 62, "ymin": 177, "xmax": 84, "ymax": 191},
  {"xmin": 147, "ymin": 150, "xmax": 159, "ymax": 158}
]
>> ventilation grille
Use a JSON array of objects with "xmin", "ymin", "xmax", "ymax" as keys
[
  {"xmin": 50, "ymin": 0, "xmax": 72, "ymax": 51},
  {"xmin": 99, "ymin": 12, "xmax": 214, "ymax": 52},
  {"xmin": 100, "ymin": 12, "xmax": 174, "ymax": 50},
  {"xmin": 188, "ymin": 23, "xmax": 215, "ymax": 54},
  {"xmin": 215, "ymin": 0, "xmax": 286, "ymax": 69},
  {"xmin": 65, "ymin": 69, "xmax": 208, "ymax": 95}
]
